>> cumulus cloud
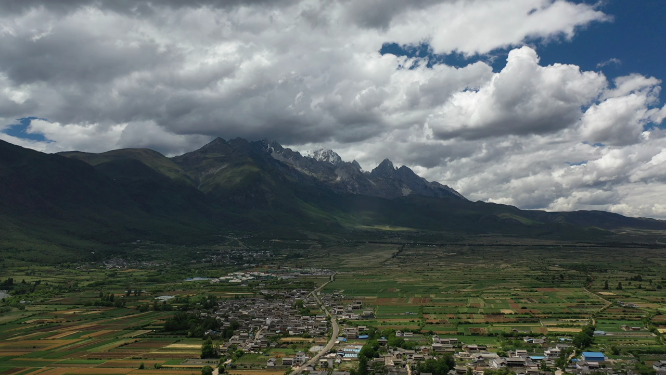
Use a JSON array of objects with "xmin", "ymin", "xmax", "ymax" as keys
[
  {"xmin": 426, "ymin": 47, "xmax": 607, "ymax": 139},
  {"xmin": 1, "ymin": 0, "xmax": 666, "ymax": 218},
  {"xmin": 580, "ymin": 75, "xmax": 666, "ymax": 146}
]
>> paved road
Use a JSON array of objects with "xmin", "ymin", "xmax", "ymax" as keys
[{"xmin": 293, "ymin": 274, "xmax": 339, "ymax": 374}]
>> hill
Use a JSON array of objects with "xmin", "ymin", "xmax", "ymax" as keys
[{"xmin": 1, "ymin": 138, "xmax": 665, "ymax": 262}]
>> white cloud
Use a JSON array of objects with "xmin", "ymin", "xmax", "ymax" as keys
[
  {"xmin": 2, "ymin": 0, "xmax": 666, "ymax": 218},
  {"xmin": 426, "ymin": 46, "xmax": 607, "ymax": 139},
  {"xmin": 580, "ymin": 75, "xmax": 666, "ymax": 146},
  {"xmin": 596, "ymin": 57, "xmax": 621, "ymax": 69}
]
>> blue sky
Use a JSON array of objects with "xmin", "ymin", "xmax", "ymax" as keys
[
  {"xmin": 538, "ymin": 0, "xmax": 665, "ymax": 101},
  {"xmin": 382, "ymin": 0, "xmax": 666, "ymax": 104}
]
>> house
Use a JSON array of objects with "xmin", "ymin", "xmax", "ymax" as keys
[
  {"xmin": 282, "ymin": 358, "xmax": 294, "ymax": 366},
  {"xmin": 506, "ymin": 358, "xmax": 526, "ymax": 367},
  {"xmin": 404, "ymin": 331, "xmax": 414, "ymax": 338},
  {"xmin": 267, "ymin": 358, "xmax": 277, "ymax": 367},
  {"xmin": 344, "ymin": 327, "xmax": 359, "ymax": 339},
  {"xmin": 320, "ymin": 357, "xmax": 334, "ymax": 368},
  {"xmin": 295, "ymin": 351, "xmax": 309, "ymax": 364},
  {"xmin": 581, "ymin": 352, "xmax": 606, "ymax": 362},
  {"xmin": 653, "ymin": 360, "xmax": 666, "ymax": 374},
  {"xmin": 544, "ymin": 347, "xmax": 561, "ymax": 359},
  {"xmin": 576, "ymin": 361, "xmax": 600, "ymax": 371},
  {"xmin": 490, "ymin": 358, "xmax": 507, "ymax": 369},
  {"xmin": 515, "ymin": 350, "xmax": 528, "ymax": 358}
]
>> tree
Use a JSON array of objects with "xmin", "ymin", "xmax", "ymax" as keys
[
  {"xmin": 604, "ymin": 281, "xmax": 609, "ymax": 290},
  {"xmin": 617, "ymin": 282, "xmax": 623, "ymax": 290},
  {"xmin": 138, "ymin": 362, "xmax": 145, "ymax": 369},
  {"xmin": 573, "ymin": 331, "xmax": 593, "ymax": 349},
  {"xmin": 202, "ymin": 365, "xmax": 214, "ymax": 375},
  {"xmin": 201, "ymin": 337, "xmax": 219, "ymax": 359},
  {"xmin": 358, "ymin": 354, "xmax": 369, "ymax": 375},
  {"xmin": 417, "ymin": 355, "xmax": 455, "ymax": 375}
]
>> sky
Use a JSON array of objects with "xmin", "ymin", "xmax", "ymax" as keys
[{"xmin": 1, "ymin": 0, "xmax": 666, "ymax": 218}]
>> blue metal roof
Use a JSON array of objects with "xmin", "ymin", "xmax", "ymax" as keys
[{"xmin": 582, "ymin": 352, "xmax": 605, "ymax": 359}]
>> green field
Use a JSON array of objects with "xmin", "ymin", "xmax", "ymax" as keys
[{"xmin": 0, "ymin": 233, "xmax": 665, "ymax": 373}]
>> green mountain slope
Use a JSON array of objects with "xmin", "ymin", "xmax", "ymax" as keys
[
  {"xmin": 60, "ymin": 148, "xmax": 194, "ymax": 184},
  {"xmin": 0, "ymin": 141, "xmax": 226, "ymax": 263},
  {"xmin": 2, "ymin": 138, "xmax": 665, "ymax": 262}
]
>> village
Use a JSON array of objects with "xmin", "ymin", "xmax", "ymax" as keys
[{"xmin": 197, "ymin": 285, "xmax": 636, "ymax": 375}]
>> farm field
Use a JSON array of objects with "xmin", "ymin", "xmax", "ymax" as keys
[
  {"xmin": 0, "ymin": 233, "xmax": 665, "ymax": 372},
  {"xmin": 317, "ymin": 239, "xmax": 666, "ymax": 356}
]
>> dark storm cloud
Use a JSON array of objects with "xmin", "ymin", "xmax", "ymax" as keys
[
  {"xmin": 0, "ymin": 0, "xmax": 296, "ymax": 15},
  {"xmin": 340, "ymin": 0, "xmax": 449, "ymax": 30}
]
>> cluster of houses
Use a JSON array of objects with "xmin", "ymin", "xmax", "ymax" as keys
[
  {"xmin": 304, "ymin": 331, "xmax": 613, "ymax": 375},
  {"xmin": 327, "ymin": 298, "xmax": 374, "ymax": 320},
  {"xmin": 209, "ymin": 268, "xmax": 335, "ymax": 284},
  {"xmin": 210, "ymin": 271, "xmax": 273, "ymax": 284},
  {"xmin": 212, "ymin": 289, "xmax": 330, "ymax": 352}
]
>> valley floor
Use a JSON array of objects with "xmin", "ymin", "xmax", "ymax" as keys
[{"xmin": 1, "ymin": 233, "xmax": 665, "ymax": 374}]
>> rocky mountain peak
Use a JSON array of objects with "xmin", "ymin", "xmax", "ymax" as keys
[
  {"xmin": 371, "ymin": 158, "xmax": 396, "ymax": 177},
  {"xmin": 306, "ymin": 149, "xmax": 343, "ymax": 166}
]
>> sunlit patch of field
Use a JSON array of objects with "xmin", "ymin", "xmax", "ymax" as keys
[
  {"xmin": 99, "ymin": 360, "xmax": 165, "ymax": 368},
  {"xmin": 46, "ymin": 331, "xmax": 81, "ymax": 339},
  {"xmin": 118, "ymin": 330, "xmax": 152, "ymax": 338},
  {"xmin": 37, "ymin": 369, "xmax": 129, "ymax": 375},
  {"xmin": 547, "ymin": 327, "xmax": 582, "ymax": 333},
  {"xmin": 81, "ymin": 330, "xmax": 117, "ymax": 338},
  {"xmin": 0, "ymin": 339, "xmax": 78, "ymax": 352},
  {"xmin": 162, "ymin": 343, "xmax": 200, "ymax": 349},
  {"xmin": 279, "ymin": 338, "xmax": 314, "ymax": 342}
]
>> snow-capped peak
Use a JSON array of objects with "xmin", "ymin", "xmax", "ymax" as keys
[{"xmin": 306, "ymin": 149, "xmax": 343, "ymax": 166}]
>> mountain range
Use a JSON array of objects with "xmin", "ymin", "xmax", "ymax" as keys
[{"xmin": 1, "ymin": 137, "xmax": 665, "ymax": 262}]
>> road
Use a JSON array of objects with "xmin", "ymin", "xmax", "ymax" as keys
[
  {"xmin": 292, "ymin": 274, "xmax": 339, "ymax": 374},
  {"xmin": 582, "ymin": 287, "xmax": 612, "ymax": 319}
]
